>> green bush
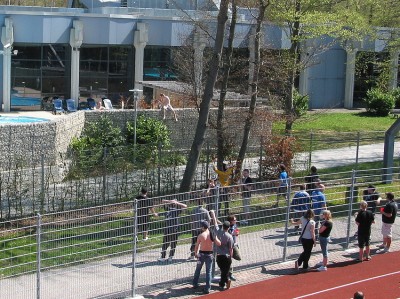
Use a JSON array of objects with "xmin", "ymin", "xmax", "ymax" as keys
[
  {"xmin": 391, "ymin": 87, "xmax": 400, "ymax": 109},
  {"xmin": 126, "ymin": 115, "xmax": 170, "ymax": 147},
  {"xmin": 293, "ymin": 89, "xmax": 309, "ymax": 117},
  {"xmin": 364, "ymin": 88, "xmax": 394, "ymax": 116}
]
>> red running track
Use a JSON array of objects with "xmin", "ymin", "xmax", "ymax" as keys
[{"xmin": 199, "ymin": 250, "xmax": 400, "ymax": 299}]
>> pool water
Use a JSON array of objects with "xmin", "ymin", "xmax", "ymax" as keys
[{"xmin": 0, "ymin": 116, "xmax": 49, "ymax": 123}]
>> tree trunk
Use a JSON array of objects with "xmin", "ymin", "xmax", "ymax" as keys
[
  {"xmin": 179, "ymin": 0, "xmax": 230, "ymax": 192},
  {"xmin": 236, "ymin": 1, "xmax": 268, "ymax": 177},
  {"xmin": 216, "ymin": 0, "xmax": 237, "ymax": 170},
  {"xmin": 285, "ymin": 0, "xmax": 301, "ymax": 134}
]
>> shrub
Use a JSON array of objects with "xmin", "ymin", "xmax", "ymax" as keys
[
  {"xmin": 126, "ymin": 115, "xmax": 172, "ymax": 164},
  {"xmin": 364, "ymin": 88, "xmax": 394, "ymax": 116},
  {"xmin": 293, "ymin": 89, "xmax": 309, "ymax": 117},
  {"xmin": 391, "ymin": 88, "xmax": 400, "ymax": 109}
]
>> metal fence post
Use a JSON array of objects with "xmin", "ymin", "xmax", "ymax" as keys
[
  {"xmin": 127, "ymin": 199, "xmax": 144, "ymax": 299},
  {"xmin": 157, "ymin": 142, "xmax": 162, "ymax": 196},
  {"xmin": 211, "ymin": 186, "xmax": 221, "ymax": 279},
  {"xmin": 259, "ymin": 137, "xmax": 263, "ymax": 180},
  {"xmin": 345, "ymin": 169, "xmax": 357, "ymax": 248},
  {"xmin": 308, "ymin": 131, "xmax": 313, "ymax": 170},
  {"xmin": 102, "ymin": 147, "xmax": 107, "ymax": 204},
  {"xmin": 40, "ymin": 151, "xmax": 45, "ymax": 214},
  {"xmin": 206, "ymin": 141, "xmax": 210, "ymax": 182},
  {"xmin": 282, "ymin": 177, "xmax": 292, "ymax": 261},
  {"xmin": 355, "ymin": 132, "xmax": 360, "ymax": 170},
  {"xmin": 36, "ymin": 213, "xmax": 42, "ymax": 299}
]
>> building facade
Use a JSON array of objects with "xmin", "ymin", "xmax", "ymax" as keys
[{"xmin": 0, "ymin": 1, "xmax": 398, "ymax": 112}]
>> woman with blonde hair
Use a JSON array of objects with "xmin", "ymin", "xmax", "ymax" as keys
[{"xmin": 317, "ymin": 210, "xmax": 333, "ymax": 271}]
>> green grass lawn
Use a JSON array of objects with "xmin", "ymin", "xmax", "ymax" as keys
[
  {"xmin": 273, "ymin": 111, "xmax": 398, "ymax": 151},
  {"xmin": 274, "ymin": 111, "xmax": 395, "ymax": 133}
]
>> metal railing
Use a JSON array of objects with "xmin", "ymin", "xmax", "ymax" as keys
[
  {"xmin": 1, "ymin": 167, "xmax": 399, "ymax": 298},
  {"xmin": 1, "ymin": 130, "xmax": 398, "ymax": 219}
]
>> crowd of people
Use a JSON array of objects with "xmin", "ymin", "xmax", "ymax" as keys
[
  {"xmin": 290, "ymin": 166, "xmax": 398, "ymax": 274},
  {"xmin": 133, "ymin": 163, "xmax": 398, "ymax": 295}
]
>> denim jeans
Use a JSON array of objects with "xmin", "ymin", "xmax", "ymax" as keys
[
  {"xmin": 192, "ymin": 252, "xmax": 214, "ymax": 291},
  {"xmin": 319, "ymin": 236, "xmax": 329, "ymax": 258}
]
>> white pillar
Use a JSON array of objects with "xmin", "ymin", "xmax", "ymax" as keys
[
  {"xmin": 69, "ymin": 20, "xmax": 83, "ymax": 106},
  {"xmin": 193, "ymin": 27, "xmax": 206, "ymax": 96},
  {"xmin": 133, "ymin": 23, "xmax": 148, "ymax": 91},
  {"xmin": 344, "ymin": 49, "xmax": 357, "ymax": 109},
  {"xmin": 389, "ymin": 50, "xmax": 399, "ymax": 90},
  {"xmin": 298, "ymin": 52, "xmax": 308, "ymax": 96},
  {"xmin": 1, "ymin": 18, "xmax": 14, "ymax": 112}
]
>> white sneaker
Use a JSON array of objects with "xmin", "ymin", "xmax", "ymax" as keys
[
  {"xmin": 158, "ymin": 257, "xmax": 166, "ymax": 262},
  {"xmin": 377, "ymin": 247, "xmax": 390, "ymax": 254},
  {"xmin": 315, "ymin": 261, "xmax": 323, "ymax": 267},
  {"xmin": 143, "ymin": 237, "xmax": 149, "ymax": 241},
  {"xmin": 317, "ymin": 266, "xmax": 327, "ymax": 271},
  {"xmin": 168, "ymin": 256, "xmax": 173, "ymax": 262}
]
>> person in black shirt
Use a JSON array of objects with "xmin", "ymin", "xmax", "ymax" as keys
[
  {"xmin": 377, "ymin": 192, "xmax": 398, "ymax": 253},
  {"xmin": 241, "ymin": 169, "xmax": 253, "ymax": 224},
  {"xmin": 136, "ymin": 187, "xmax": 157, "ymax": 241},
  {"xmin": 304, "ymin": 166, "xmax": 319, "ymax": 195},
  {"xmin": 355, "ymin": 200, "xmax": 375, "ymax": 261},
  {"xmin": 363, "ymin": 184, "xmax": 382, "ymax": 214},
  {"xmin": 317, "ymin": 210, "xmax": 333, "ymax": 271}
]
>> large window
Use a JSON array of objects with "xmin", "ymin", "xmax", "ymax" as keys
[
  {"xmin": 79, "ymin": 46, "xmax": 133, "ymax": 104},
  {"xmin": 10, "ymin": 44, "xmax": 134, "ymax": 109},
  {"xmin": 144, "ymin": 46, "xmax": 177, "ymax": 81},
  {"xmin": 11, "ymin": 44, "xmax": 69, "ymax": 108}
]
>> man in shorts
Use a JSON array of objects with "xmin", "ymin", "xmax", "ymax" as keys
[
  {"xmin": 355, "ymin": 200, "xmax": 374, "ymax": 261},
  {"xmin": 377, "ymin": 192, "xmax": 398, "ymax": 253},
  {"xmin": 158, "ymin": 93, "xmax": 178, "ymax": 121}
]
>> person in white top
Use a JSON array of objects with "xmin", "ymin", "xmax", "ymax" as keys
[{"xmin": 157, "ymin": 93, "xmax": 178, "ymax": 121}]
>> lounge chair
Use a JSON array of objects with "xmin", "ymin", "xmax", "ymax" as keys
[
  {"xmin": 66, "ymin": 99, "xmax": 78, "ymax": 113},
  {"xmin": 78, "ymin": 101, "xmax": 90, "ymax": 110},
  {"xmin": 52, "ymin": 99, "xmax": 65, "ymax": 115},
  {"xmin": 87, "ymin": 98, "xmax": 96, "ymax": 110},
  {"xmin": 103, "ymin": 98, "xmax": 113, "ymax": 110}
]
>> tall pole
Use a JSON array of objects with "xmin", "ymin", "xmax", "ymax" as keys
[{"xmin": 129, "ymin": 89, "xmax": 142, "ymax": 149}]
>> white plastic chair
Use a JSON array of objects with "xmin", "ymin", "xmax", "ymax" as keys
[{"xmin": 103, "ymin": 98, "xmax": 113, "ymax": 110}]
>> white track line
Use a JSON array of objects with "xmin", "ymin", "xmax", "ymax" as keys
[{"xmin": 293, "ymin": 270, "xmax": 400, "ymax": 299}]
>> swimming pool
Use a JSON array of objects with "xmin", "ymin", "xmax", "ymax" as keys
[{"xmin": 0, "ymin": 116, "xmax": 49, "ymax": 123}]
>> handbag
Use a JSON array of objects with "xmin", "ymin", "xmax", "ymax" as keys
[
  {"xmin": 232, "ymin": 245, "xmax": 241, "ymax": 261},
  {"xmin": 298, "ymin": 219, "xmax": 310, "ymax": 243}
]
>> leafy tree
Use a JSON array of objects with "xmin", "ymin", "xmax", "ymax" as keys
[{"xmin": 179, "ymin": 0, "xmax": 230, "ymax": 192}]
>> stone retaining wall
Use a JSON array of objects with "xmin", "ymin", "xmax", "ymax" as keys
[{"xmin": 0, "ymin": 108, "xmax": 270, "ymax": 170}]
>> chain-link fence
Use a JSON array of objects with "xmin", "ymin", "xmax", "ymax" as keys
[
  {"xmin": 1, "ymin": 129, "xmax": 399, "ymax": 219},
  {"xmin": 1, "ymin": 167, "xmax": 399, "ymax": 298}
]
